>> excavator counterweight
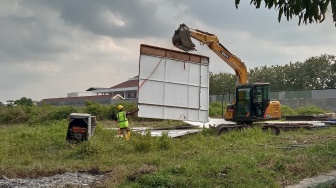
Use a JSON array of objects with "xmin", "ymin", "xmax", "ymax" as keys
[{"xmin": 172, "ymin": 24, "xmax": 196, "ymax": 52}]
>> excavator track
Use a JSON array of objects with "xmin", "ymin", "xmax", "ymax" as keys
[
  {"xmin": 215, "ymin": 119, "xmax": 330, "ymax": 135},
  {"xmin": 215, "ymin": 123, "xmax": 281, "ymax": 135}
]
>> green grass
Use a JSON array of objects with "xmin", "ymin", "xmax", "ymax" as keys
[{"xmin": 1, "ymin": 120, "xmax": 336, "ymax": 187}]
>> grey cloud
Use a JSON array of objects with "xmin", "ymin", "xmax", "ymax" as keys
[
  {"xmin": 168, "ymin": 0, "xmax": 334, "ymax": 44},
  {"xmin": 0, "ymin": 0, "xmax": 335, "ymax": 103},
  {"xmin": 41, "ymin": 0, "xmax": 173, "ymax": 38},
  {"xmin": 0, "ymin": 14, "xmax": 70, "ymax": 63},
  {"xmin": 0, "ymin": 0, "xmax": 174, "ymax": 65},
  {"xmin": 0, "ymin": 63, "xmax": 43, "ymax": 92}
]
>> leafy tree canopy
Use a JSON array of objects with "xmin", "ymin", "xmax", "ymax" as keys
[
  {"xmin": 209, "ymin": 54, "xmax": 336, "ymax": 94},
  {"xmin": 14, "ymin": 97, "xmax": 34, "ymax": 106},
  {"xmin": 235, "ymin": 0, "xmax": 336, "ymax": 26}
]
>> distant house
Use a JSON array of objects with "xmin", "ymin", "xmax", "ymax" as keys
[
  {"xmin": 89, "ymin": 76, "xmax": 138, "ymax": 99},
  {"xmin": 40, "ymin": 76, "xmax": 138, "ymax": 106}
]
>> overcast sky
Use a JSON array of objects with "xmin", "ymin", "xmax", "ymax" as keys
[{"xmin": 1, "ymin": 0, "xmax": 335, "ymax": 103}]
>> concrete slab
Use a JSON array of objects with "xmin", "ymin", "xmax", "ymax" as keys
[
  {"xmin": 324, "ymin": 121, "xmax": 336, "ymax": 126},
  {"xmin": 263, "ymin": 121, "xmax": 326, "ymax": 126},
  {"xmin": 105, "ymin": 127, "xmax": 202, "ymax": 138},
  {"xmin": 184, "ymin": 117, "xmax": 235, "ymax": 128},
  {"xmin": 286, "ymin": 170, "xmax": 336, "ymax": 188},
  {"xmin": 133, "ymin": 129, "xmax": 202, "ymax": 138}
]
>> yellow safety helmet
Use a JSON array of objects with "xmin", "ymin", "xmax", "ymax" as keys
[{"xmin": 117, "ymin": 105, "xmax": 124, "ymax": 110}]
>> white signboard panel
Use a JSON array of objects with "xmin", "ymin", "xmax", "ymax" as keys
[{"xmin": 138, "ymin": 44, "xmax": 209, "ymax": 122}]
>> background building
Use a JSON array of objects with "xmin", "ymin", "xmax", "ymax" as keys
[{"xmin": 40, "ymin": 76, "xmax": 138, "ymax": 106}]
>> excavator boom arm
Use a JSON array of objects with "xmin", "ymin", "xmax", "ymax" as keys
[{"xmin": 172, "ymin": 24, "xmax": 248, "ymax": 84}]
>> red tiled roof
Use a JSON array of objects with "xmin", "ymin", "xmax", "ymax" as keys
[{"xmin": 111, "ymin": 79, "xmax": 138, "ymax": 89}]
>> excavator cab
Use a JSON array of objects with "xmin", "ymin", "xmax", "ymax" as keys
[
  {"xmin": 172, "ymin": 24, "xmax": 196, "ymax": 52},
  {"xmin": 234, "ymin": 83, "xmax": 271, "ymax": 124}
]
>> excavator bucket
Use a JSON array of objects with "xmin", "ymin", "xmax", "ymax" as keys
[{"xmin": 172, "ymin": 24, "xmax": 196, "ymax": 52}]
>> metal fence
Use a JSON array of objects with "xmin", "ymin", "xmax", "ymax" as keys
[
  {"xmin": 312, "ymin": 89, "xmax": 336, "ymax": 99},
  {"xmin": 210, "ymin": 88, "xmax": 336, "ymax": 111},
  {"xmin": 211, "ymin": 88, "xmax": 336, "ymax": 102}
]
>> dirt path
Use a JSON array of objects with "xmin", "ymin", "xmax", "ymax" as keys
[{"xmin": 0, "ymin": 172, "xmax": 105, "ymax": 188}]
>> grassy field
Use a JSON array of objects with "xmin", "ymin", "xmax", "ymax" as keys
[{"xmin": 1, "ymin": 120, "xmax": 336, "ymax": 187}]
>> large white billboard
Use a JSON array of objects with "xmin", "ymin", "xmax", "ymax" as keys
[{"xmin": 138, "ymin": 44, "xmax": 209, "ymax": 122}]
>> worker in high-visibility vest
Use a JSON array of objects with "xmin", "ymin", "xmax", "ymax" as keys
[{"xmin": 116, "ymin": 105, "xmax": 139, "ymax": 141}]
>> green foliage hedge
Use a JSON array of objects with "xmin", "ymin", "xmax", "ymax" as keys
[
  {"xmin": 0, "ymin": 102, "xmax": 328, "ymax": 125},
  {"xmin": 210, "ymin": 54, "xmax": 336, "ymax": 93},
  {"xmin": 0, "ymin": 102, "xmax": 139, "ymax": 125},
  {"xmin": 281, "ymin": 105, "xmax": 326, "ymax": 116},
  {"xmin": 209, "ymin": 101, "xmax": 225, "ymax": 118},
  {"xmin": 295, "ymin": 105, "xmax": 326, "ymax": 116},
  {"xmin": 280, "ymin": 105, "xmax": 298, "ymax": 116}
]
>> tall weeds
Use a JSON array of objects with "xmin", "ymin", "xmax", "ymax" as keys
[
  {"xmin": 0, "ymin": 102, "xmax": 328, "ymax": 125},
  {"xmin": 0, "ymin": 102, "xmax": 138, "ymax": 125},
  {"xmin": 1, "ymin": 119, "xmax": 336, "ymax": 187}
]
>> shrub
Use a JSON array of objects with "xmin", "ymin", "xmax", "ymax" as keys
[
  {"xmin": 102, "ymin": 105, "xmax": 118, "ymax": 120},
  {"xmin": 137, "ymin": 173, "xmax": 190, "ymax": 188},
  {"xmin": 280, "ymin": 105, "xmax": 298, "ymax": 116},
  {"xmin": 0, "ymin": 106, "xmax": 30, "ymax": 124},
  {"xmin": 52, "ymin": 106, "xmax": 78, "ymax": 120},
  {"xmin": 157, "ymin": 132, "xmax": 171, "ymax": 151},
  {"xmin": 133, "ymin": 130, "xmax": 153, "ymax": 153},
  {"xmin": 83, "ymin": 101, "xmax": 105, "ymax": 119},
  {"xmin": 69, "ymin": 141, "xmax": 101, "ymax": 159},
  {"xmin": 0, "ymin": 103, "xmax": 139, "ymax": 125},
  {"xmin": 295, "ymin": 105, "xmax": 325, "ymax": 116},
  {"xmin": 209, "ymin": 102, "xmax": 224, "ymax": 118},
  {"xmin": 29, "ymin": 105, "xmax": 54, "ymax": 124}
]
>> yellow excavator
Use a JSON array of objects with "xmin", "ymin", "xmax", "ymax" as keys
[{"xmin": 172, "ymin": 23, "xmax": 281, "ymax": 125}]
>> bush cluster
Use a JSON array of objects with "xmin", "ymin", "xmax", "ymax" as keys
[
  {"xmin": 280, "ymin": 105, "xmax": 298, "ymax": 116},
  {"xmin": 281, "ymin": 105, "xmax": 326, "ymax": 116},
  {"xmin": 0, "ymin": 101, "xmax": 328, "ymax": 125},
  {"xmin": 0, "ymin": 102, "xmax": 139, "ymax": 125},
  {"xmin": 295, "ymin": 105, "xmax": 326, "ymax": 116},
  {"xmin": 209, "ymin": 101, "xmax": 225, "ymax": 118}
]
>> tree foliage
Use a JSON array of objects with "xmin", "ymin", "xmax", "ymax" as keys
[
  {"xmin": 235, "ymin": 0, "xmax": 336, "ymax": 26},
  {"xmin": 209, "ymin": 72, "xmax": 236, "ymax": 94},
  {"xmin": 250, "ymin": 54, "xmax": 336, "ymax": 91},
  {"xmin": 14, "ymin": 97, "xmax": 34, "ymax": 106},
  {"xmin": 210, "ymin": 54, "xmax": 336, "ymax": 94}
]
